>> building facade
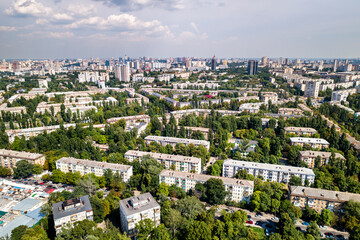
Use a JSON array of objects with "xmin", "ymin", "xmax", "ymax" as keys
[
  {"xmin": 55, "ymin": 157, "xmax": 133, "ymax": 182},
  {"xmin": 52, "ymin": 196, "xmax": 93, "ymax": 234},
  {"xmin": 298, "ymin": 151, "xmax": 345, "ymax": 169},
  {"xmin": 124, "ymin": 150, "xmax": 202, "ymax": 173},
  {"xmin": 159, "ymin": 170, "xmax": 254, "ymax": 202},
  {"xmin": 0, "ymin": 149, "xmax": 45, "ymax": 169},
  {"xmin": 284, "ymin": 127, "xmax": 317, "ymax": 136},
  {"xmin": 290, "ymin": 137, "xmax": 330, "ymax": 149},
  {"xmin": 119, "ymin": 193, "xmax": 160, "ymax": 236},
  {"xmin": 222, "ymin": 159, "xmax": 315, "ymax": 185},
  {"xmin": 144, "ymin": 136, "xmax": 210, "ymax": 150}
]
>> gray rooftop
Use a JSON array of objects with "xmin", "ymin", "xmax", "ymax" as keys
[
  {"xmin": 0, "ymin": 149, "xmax": 44, "ymax": 160},
  {"xmin": 290, "ymin": 186, "xmax": 360, "ymax": 202},
  {"xmin": 52, "ymin": 195, "xmax": 92, "ymax": 220},
  {"xmin": 12, "ymin": 198, "xmax": 42, "ymax": 212},
  {"xmin": 299, "ymin": 151, "xmax": 345, "ymax": 160},
  {"xmin": 290, "ymin": 137, "xmax": 330, "ymax": 145},
  {"xmin": 119, "ymin": 193, "xmax": 159, "ymax": 217},
  {"xmin": 56, "ymin": 157, "xmax": 132, "ymax": 172},
  {"xmin": 124, "ymin": 150, "xmax": 201, "ymax": 164}
]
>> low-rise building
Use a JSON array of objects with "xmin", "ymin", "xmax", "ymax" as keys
[
  {"xmin": 55, "ymin": 157, "xmax": 133, "ymax": 182},
  {"xmin": 0, "ymin": 149, "xmax": 46, "ymax": 169},
  {"xmin": 239, "ymin": 102, "xmax": 263, "ymax": 113},
  {"xmin": 289, "ymin": 186, "xmax": 360, "ymax": 213},
  {"xmin": 177, "ymin": 126, "xmax": 210, "ymax": 139},
  {"xmin": 290, "ymin": 137, "xmax": 330, "ymax": 149},
  {"xmin": 159, "ymin": 170, "xmax": 254, "ymax": 202},
  {"xmin": 284, "ymin": 127, "xmax": 317, "ymax": 136},
  {"xmin": 298, "ymin": 151, "xmax": 345, "ymax": 169},
  {"xmin": 124, "ymin": 150, "xmax": 202, "ymax": 173},
  {"xmin": 222, "ymin": 159, "xmax": 315, "ymax": 185},
  {"xmin": 106, "ymin": 115, "xmax": 151, "ymax": 126},
  {"xmin": 144, "ymin": 136, "xmax": 210, "ymax": 150},
  {"xmin": 52, "ymin": 196, "xmax": 93, "ymax": 234},
  {"xmin": 278, "ymin": 108, "xmax": 303, "ymax": 115},
  {"xmin": 261, "ymin": 92, "xmax": 278, "ymax": 104},
  {"xmin": 119, "ymin": 193, "xmax": 160, "ymax": 236}
]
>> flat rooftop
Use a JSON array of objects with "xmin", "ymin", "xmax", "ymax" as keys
[
  {"xmin": 290, "ymin": 186, "xmax": 360, "ymax": 202},
  {"xmin": 223, "ymin": 159, "xmax": 315, "ymax": 175},
  {"xmin": 56, "ymin": 157, "xmax": 132, "ymax": 172},
  {"xmin": 144, "ymin": 136, "xmax": 210, "ymax": 146},
  {"xmin": 284, "ymin": 127, "xmax": 317, "ymax": 133},
  {"xmin": 0, "ymin": 149, "xmax": 44, "ymax": 160},
  {"xmin": 125, "ymin": 150, "xmax": 201, "ymax": 164},
  {"xmin": 299, "ymin": 151, "xmax": 345, "ymax": 160},
  {"xmin": 290, "ymin": 137, "xmax": 330, "ymax": 145},
  {"xmin": 52, "ymin": 195, "xmax": 92, "ymax": 220},
  {"xmin": 119, "ymin": 192, "xmax": 159, "ymax": 217},
  {"xmin": 160, "ymin": 169, "xmax": 254, "ymax": 188}
]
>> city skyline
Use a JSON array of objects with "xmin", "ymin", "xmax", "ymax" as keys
[{"xmin": 0, "ymin": 0, "xmax": 360, "ymax": 59}]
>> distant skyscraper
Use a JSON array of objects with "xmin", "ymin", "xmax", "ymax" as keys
[
  {"xmin": 261, "ymin": 56, "xmax": 268, "ymax": 66},
  {"xmin": 115, "ymin": 63, "xmax": 130, "ymax": 82},
  {"xmin": 278, "ymin": 57, "xmax": 283, "ymax": 65},
  {"xmin": 284, "ymin": 58, "xmax": 289, "ymax": 65},
  {"xmin": 105, "ymin": 60, "xmax": 110, "ymax": 67},
  {"xmin": 333, "ymin": 59, "xmax": 338, "ymax": 72},
  {"xmin": 247, "ymin": 60, "xmax": 258, "ymax": 75},
  {"xmin": 211, "ymin": 56, "xmax": 216, "ymax": 71}
]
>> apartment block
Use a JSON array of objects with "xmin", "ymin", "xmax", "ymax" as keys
[
  {"xmin": 289, "ymin": 186, "xmax": 360, "ymax": 213},
  {"xmin": 284, "ymin": 127, "xmax": 317, "ymax": 136},
  {"xmin": 177, "ymin": 126, "xmax": 210, "ymax": 139},
  {"xmin": 159, "ymin": 170, "xmax": 254, "ymax": 202},
  {"xmin": 52, "ymin": 196, "xmax": 93, "ymax": 234},
  {"xmin": 222, "ymin": 159, "xmax": 315, "ymax": 185},
  {"xmin": 144, "ymin": 136, "xmax": 210, "ymax": 150},
  {"xmin": 0, "ymin": 149, "xmax": 45, "ymax": 169},
  {"xmin": 124, "ymin": 150, "xmax": 202, "ymax": 173},
  {"xmin": 261, "ymin": 92, "xmax": 278, "ymax": 104},
  {"xmin": 290, "ymin": 137, "xmax": 330, "ymax": 149},
  {"xmin": 106, "ymin": 115, "xmax": 151, "ymax": 126},
  {"xmin": 119, "ymin": 193, "xmax": 160, "ymax": 236},
  {"xmin": 278, "ymin": 108, "xmax": 303, "ymax": 115},
  {"xmin": 55, "ymin": 157, "xmax": 133, "ymax": 182},
  {"xmin": 298, "ymin": 151, "xmax": 345, "ymax": 169}
]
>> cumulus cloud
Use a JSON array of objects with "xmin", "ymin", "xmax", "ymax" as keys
[
  {"xmin": 0, "ymin": 26, "xmax": 17, "ymax": 31},
  {"xmin": 49, "ymin": 31, "xmax": 74, "ymax": 38},
  {"xmin": 93, "ymin": 0, "xmax": 185, "ymax": 11},
  {"xmin": 5, "ymin": 0, "xmax": 52, "ymax": 17}
]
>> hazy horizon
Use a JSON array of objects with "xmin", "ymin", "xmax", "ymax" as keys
[{"xmin": 1, "ymin": 0, "xmax": 360, "ymax": 59}]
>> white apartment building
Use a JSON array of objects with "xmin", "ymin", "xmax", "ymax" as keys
[
  {"xmin": 144, "ymin": 136, "xmax": 210, "ymax": 150},
  {"xmin": 304, "ymin": 81, "xmax": 320, "ymax": 98},
  {"xmin": 0, "ymin": 149, "xmax": 46, "ymax": 169},
  {"xmin": 119, "ymin": 193, "xmax": 160, "ymax": 236},
  {"xmin": 52, "ymin": 196, "xmax": 93, "ymax": 235},
  {"xmin": 261, "ymin": 92, "xmax": 278, "ymax": 104},
  {"xmin": 55, "ymin": 157, "xmax": 133, "ymax": 182},
  {"xmin": 284, "ymin": 127, "xmax": 317, "ymax": 136},
  {"xmin": 239, "ymin": 102, "xmax": 263, "ymax": 113},
  {"xmin": 124, "ymin": 150, "xmax": 202, "ymax": 173},
  {"xmin": 106, "ymin": 115, "xmax": 151, "ymax": 126},
  {"xmin": 222, "ymin": 159, "xmax": 315, "ymax": 185},
  {"xmin": 290, "ymin": 137, "xmax": 330, "ymax": 149},
  {"xmin": 115, "ymin": 63, "xmax": 130, "ymax": 82},
  {"xmin": 159, "ymin": 170, "xmax": 254, "ymax": 202}
]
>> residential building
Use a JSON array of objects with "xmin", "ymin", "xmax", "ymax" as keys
[
  {"xmin": 119, "ymin": 193, "xmax": 160, "ymax": 236},
  {"xmin": 278, "ymin": 108, "xmax": 303, "ymax": 115},
  {"xmin": 247, "ymin": 60, "xmax": 258, "ymax": 75},
  {"xmin": 106, "ymin": 115, "xmax": 151, "ymax": 126},
  {"xmin": 115, "ymin": 63, "xmax": 130, "ymax": 82},
  {"xmin": 222, "ymin": 159, "xmax": 315, "ymax": 185},
  {"xmin": 0, "ymin": 149, "xmax": 45, "ymax": 169},
  {"xmin": 229, "ymin": 139, "xmax": 258, "ymax": 156},
  {"xmin": 239, "ymin": 102, "xmax": 263, "ymax": 113},
  {"xmin": 298, "ymin": 151, "xmax": 345, "ymax": 169},
  {"xmin": 284, "ymin": 127, "xmax": 317, "ymax": 136},
  {"xmin": 261, "ymin": 92, "xmax": 278, "ymax": 104},
  {"xmin": 55, "ymin": 157, "xmax": 133, "ymax": 182},
  {"xmin": 289, "ymin": 186, "xmax": 360, "ymax": 213},
  {"xmin": 177, "ymin": 126, "xmax": 210, "ymax": 139},
  {"xmin": 124, "ymin": 150, "xmax": 202, "ymax": 173},
  {"xmin": 159, "ymin": 170, "xmax": 254, "ymax": 202},
  {"xmin": 211, "ymin": 56, "xmax": 216, "ymax": 71},
  {"xmin": 52, "ymin": 196, "xmax": 93, "ymax": 234},
  {"xmin": 290, "ymin": 137, "xmax": 330, "ymax": 149},
  {"xmin": 144, "ymin": 136, "xmax": 210, "ymax": 150},
  {"xmin": 304, "ymin": 81, "xmax": 320, "ymax": 98}
]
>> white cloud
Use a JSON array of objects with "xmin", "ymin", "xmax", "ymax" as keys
[
  {"xmin": 53, "ymin": 13, "xmax": 73, "ymax": 22},
  {"xmin": 93, "ymin": 0, "xmax": 185, "ymax": 11},
  {"xmin": 66, "ymin": 4, "xmax": 97, "ymax": 17},
  {"xmin": 49, "ymin": 31, "xmax": 74, "ymax": 38},
  {"xmin": 5, "ymin": 0, "xmax": 52, "ymax": 17},
  {"xmin": 0, "ymin": 26, "xmax": 17, "ymax": 31}
]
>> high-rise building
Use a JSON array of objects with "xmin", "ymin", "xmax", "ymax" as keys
[
  {"xmin": 261, "ymin": 56, "xmax": 268, "ymax": 66},
  {"xmin": 211, "ymin": 56, "xmax": 216, "ymax": 71},
  {"xmin": 333, "ymin": 59, "xmax": 338, "ymax": 72},
  {"xmin": 115, "ymin": 63, "xmax": 130, "ymax": 82},
  {"xmin": 247, "ymin": 60, "xmax": 258, "ymax": 75},
  {"xmin": 304, "ymin": 81, "xmax": 320, "ymax": 98},
  {"xmin": 284, "ymin": 58, "xmax": 290, "ymax": 65}
]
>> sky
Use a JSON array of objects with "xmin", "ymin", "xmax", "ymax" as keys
[{"xmin": 0, "ymin": 0, "xmax": 360, "ymax": 59}]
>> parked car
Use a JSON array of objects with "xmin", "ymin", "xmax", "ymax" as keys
[
  {"xmin": 255, "ymin": 213, "xmax": 263, "ymax": 218},
  {"xmin": 246, "ymin": 220, "xmax": 253, "ymax": 224},
  {"xmin": 319, "ymin": 225, "xmax": 328, "ymax": 229},
  {"xmin": 271, "ymin": 216, "xmax": 279, "ymax": 221},
  {"xmin": 302, "ymin": 222, "xmax": 309, "ymax": 226},
  {"xmin": 335, "ymin": 235, "xmax": 344, "ymax": 240}
]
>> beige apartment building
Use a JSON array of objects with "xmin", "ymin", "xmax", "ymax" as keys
[
  {"xmin": 284, "ymin": 127, "xmax": 317, "ymax": 136},
  {"xmin": 289, "ymin": 186, "xmax": 360, "ymax": 213},
  {"xmin": 278, "ymin": 108, "xmax": 303, "ymax": 115},
  {"xmin": 144, "ymin": 136, "xmax": 210, "ymax": 150},
  {"xmin": 290, "ymin": 137, "xmax": 330, "ymax": 149},
  {"xmin": 298, "ymin": 151, "xmax": 345, "ymax": 168},
  {"xmin": 0, "ymin": 149, "xmax": 46, "ymax": 169}
]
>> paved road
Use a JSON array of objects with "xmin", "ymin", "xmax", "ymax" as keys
[{"xmin": 216, "ymin": 205, "xmax": 349, "ymax": 239}]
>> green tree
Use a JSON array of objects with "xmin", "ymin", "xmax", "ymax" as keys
[
  {"xmin": 186, "ymin": 220, "xmax": 212, "ymax": 240},
  {"xmin": 13, "ymin": 160, "xmax": 34, "ymax": 178},
  {"xmin": 11, "ymin": 225, "xmax": 28, "ymax": 240},
  {"xmin": 320, "ymin": 208, "xmax": 334, "ymax": 226},
  {"xmin": 289, "ymin": 175, "xmax": 302, "ymax": 186},
  {"xmin": 306, "ymin": 221, "xmax": 320, "ymax": 240},
  {"xmin": 176, "ymin": 196, "xmax": 204, "ymax": 219},
  {"xmin": 204, "ymin": 178, "xmax": 227, "ymax": 205}
]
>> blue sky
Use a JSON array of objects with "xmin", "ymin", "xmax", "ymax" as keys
[{"xmin": 0, "ymin": 0, "xmax": 359, "ymax": 59}]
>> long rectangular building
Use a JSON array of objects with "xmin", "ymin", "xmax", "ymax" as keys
[
  {"xmin": 298, "ymin": 151, "xmax": 345, "ymax": 169},
  {"xmin": 290, "ymin": 137, "xmax": 330, "ymax": 149},
  {"xmin": 144, "ymin": 136, "xmax": 210, "ymax": 150},
  {"xmin": 0, "ymin": 149, "xmax": 45, "ymax": 169},
  {"xmin": 284, "ymin": 127, "xmax": 317, "ymax": 136},
  {"xmin": 55, "ymin": 157, "xmax": 133, "ymax": 182},
  {"xmin": 289, "ymin": 186, "xmax": 360, "ymax": 213},
  {"xmin": 159, "ymin": 170, "xmax": 254, "ymax": 202},
  {"xmin": 124, "ymin": 150, "xmax": 202, "ymax": 173},
  {"xmin": 222, "ymin": 159, "xmax": 315, "ymax": 185}
]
